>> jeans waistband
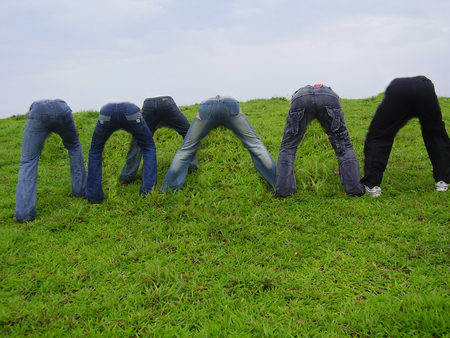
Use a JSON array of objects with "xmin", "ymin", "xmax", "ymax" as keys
[
  {"xmin": 293, "ymin": 85, "xmax": 337, "ymax": 99},
  {"xmin": 200, "ymin": 95, "xmax": 238, "ymax": 105},
  {"xmin": 144, "ymin": 96, "xmax": 173, "ymax": 102}
]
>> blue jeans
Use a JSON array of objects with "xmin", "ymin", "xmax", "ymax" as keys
[
  {"xmin": 119, "ymin": 96, "xmax": 197, "ymax": 182},
  {"xmin": 14, "ymin": 99, "xmax": 87, "ymax": 221},
  {"xmin": 276, "ymin": 85, "xmax": 364, "ymax": 197},
  {"xmin": 161, "ymin": 95, "xmax": 277, "ymax": 191},
  {"xmin": 86, "ymin": 102, "xmax": 157, "ymax": 203}
]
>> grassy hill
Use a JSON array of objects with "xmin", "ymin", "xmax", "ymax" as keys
[{"xmin": 1, "ymin": 95, "xmax": 450, "ymax": 336}]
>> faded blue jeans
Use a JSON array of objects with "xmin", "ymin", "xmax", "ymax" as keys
[
  {"xmin": 119, "ymin": 96, "xmax": 197, "ymax": 182},
  {"xmin": 161, "ymin": 95, "xmax": 277, "ymax": 191},
  {"xmin": 86, "ymin": 102, "xmax": 157, "ymax": 203},
  {"xmin": 276, "ymin": 85, "xmax": 364, "ymax": 197},
  {"xmin": 14, "ymin": 99, "xmax": 87, "ymax": 222}
]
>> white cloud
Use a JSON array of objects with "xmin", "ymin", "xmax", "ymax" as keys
[{"xmin": 340, "ymin": 16, "xmax": 426, "ymax": 43}]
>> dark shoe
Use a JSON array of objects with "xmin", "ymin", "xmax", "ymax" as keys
[
  {"xmin": 119, "ymin": 179, "xmax": 130, "ymax": 185},
  {"xmin": 88, "ymin": 198, "xmax": 103, "ymax": 204},
  {"xmin": 140, "ymin": 184, "xmax": 157, "ymax": 196},
  {"xmin": 13, "ymin": 216, "xmax": 34, "ymax": 223},
  {"xmin": 188, "ymin": 166, "xmax": 199, "ymax": 174}
]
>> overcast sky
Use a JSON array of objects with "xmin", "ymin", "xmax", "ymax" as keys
[{"xmin": 1, "ymin": 0, "xmax": 449, "ymax": 119}]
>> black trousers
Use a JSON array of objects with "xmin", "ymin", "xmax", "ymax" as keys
[{"xmin": 361, "ymin": 76, "xmax": 450, "ymax": 188}]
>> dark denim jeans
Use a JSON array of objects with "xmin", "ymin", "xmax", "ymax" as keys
[
  {"xmin": 86, "ymin": 102, "xmax": 157, "ymax": 203},
  {"xmin": 276, "ymin": 85, "xmax": 364, "ymax": 197},
  {"xmin": 361, "ymin": 76, "xmax": 450, "ymax": 188},
  {"xmin": 119, "ymin": 96, "xmax": 197, "ymax": 182},
  {"xmin": 161, "ymin": 95, "xmax": 277, "ymax": 191},
  {"xmin": 14, "ymin": 99, "xmax": 87, "ymax": 221}
]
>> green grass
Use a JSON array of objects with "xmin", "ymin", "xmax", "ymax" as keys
[{"xmin": 1, "ymin": 96, "xmax": 450, "ymax": 337}]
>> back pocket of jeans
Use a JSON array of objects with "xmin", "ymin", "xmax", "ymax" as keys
[
  {"xmin": 129, "ymin": 116, "xmax": 149, "ymax": 135},
  {"xmin": 287, "ymin": 108, "xmax": 305, "ymax": 136},
  {"xmin": 95, "ymin": 120, "xmax": 110, "ymax": 135},
  {"xmin": 197, "ymin": 104, "xmax": 213, "ymax": 120},
  {"xmin": 225, "ymin": 100, "xmax": 241, "ymax": 117},
  {"xmin": 325, "ymin": 107, "xmax": 346, "ymax": 133}
]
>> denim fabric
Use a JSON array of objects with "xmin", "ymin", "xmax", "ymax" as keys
[
  {"xmin": 86, "ymin": 102, "xmax": 157, "ymax": 203},
  {"xmin": 361, "ymin": 76, "xmax": 450, "ymax": 188},
  {"xmin": 276, "ymin": 85, "xmax": 364, "ymax": 197},
  {"xmin": 119, "ymin": 96, "xmax": 197, "ymax": 182},
  {"xmin": 14, "ymin": 99, "xmax": 87, "ymax": 221},
  {"xmin": 161, "ymin": 95, "xmax": 277, "ymax": 191}
]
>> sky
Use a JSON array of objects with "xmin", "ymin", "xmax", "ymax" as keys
[{"xmin": 1, "ymin": 0, "xmax": 449, "ymax": 119}]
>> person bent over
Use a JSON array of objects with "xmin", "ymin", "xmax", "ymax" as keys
[
  {"xmin": 161, "ymin": 95, "xmax": 277, "ymax": 192},
  {"xmin": 14, "ymin": 99, "xmax": 87, "ymax": 222},
  {"xmin": 276, "ymin": 85, "xmax": 364, "ymax": 197},
  {"xmin": 119, "ymin": 96, "xmax": 197, "ymax": 185},
  {"xmin": 86, "ymin": 102, "xmax": 157, "ymax": 204},
  {"xmin": 361, "ymin": 76, "xmax": 450, "ymax": 197}
]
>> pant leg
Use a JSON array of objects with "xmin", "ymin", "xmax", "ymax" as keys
[
  {"xmin": 223, "ymin": 111, "xmax": 277, "ymax": 189},
  {"xmin": 125, "ymin": 120, "xmax": 157, "ymax": 194},
  {"xmin": 420, "ymin": 116, "xmax": 450, "ymax": 183},
  {"xmin": 315, "ymin": 102, "xmax": 364, "ymax": 195},
  {"xmin": 414, "ymin": 78, "xmax": 450, "ymax": 183},
  {"xmin": 116, "ymin": 103, "xmax": 157, "ymax": 195},
  {"xmin": 361, "ymin": 82, "xmax": 411, "ymax": 188},
  {"xmin": 157, "ymin": 100, "xmax": 199, "ymax": 170},
  {"xmin": 276, "ymin": 104, "xmax": 315, "ymax": 196},
  {"xmin": 53, "ymin": 107, "xmax": 87, "ymax": 197},
  {"xmin": 14, "ymin": 114, "xmax": 50, "ymax": 221},
  {"xmin": 161, "ymin": 116, "xmax": 218, "ymax": 192},
  {"xmin": 119, "ymin": 101, "xmax": 158, "ymax": 182},
  {"xmin": 119, "ymin": 138, "xmax": 143, "ymax": 182},
  {"xmin": 85, "ymin": 114, "xmax": 112, "ymax": 203}
]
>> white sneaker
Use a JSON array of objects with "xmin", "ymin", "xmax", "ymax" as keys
[
  {"xmin": 365, "ymin": 185, "xmax": 382, "ymax": 197},
  {"xmin": 435, "ymin": 181, "xmax": 449, "ymax": 192}
]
